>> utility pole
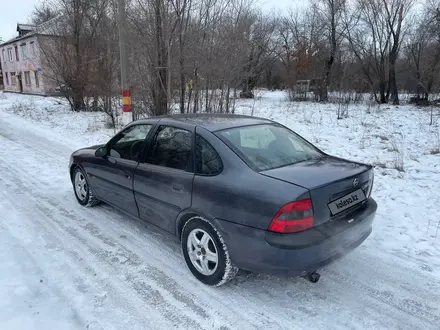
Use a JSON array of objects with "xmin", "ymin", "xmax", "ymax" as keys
[{"xmin": 118, "ymin": 0, "xmax": 132, "ymax": 125}]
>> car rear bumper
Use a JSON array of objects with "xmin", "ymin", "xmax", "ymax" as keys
[{"xmin": 215, "ymin": 198, "xmax": 377, "ymax": 276}]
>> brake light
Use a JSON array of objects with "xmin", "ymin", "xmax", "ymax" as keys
[{"xmin": 268, "ymin": 199, "xmax": 314, "ymax": 233}]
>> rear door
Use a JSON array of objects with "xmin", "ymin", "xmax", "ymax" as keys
[
  {"xmin": 88, "ymin": 123, "xmax": 155, "ymax": 216},
  {"xmin": 133, "ymin": 122, "xmax": 194, "ymax": 234}
]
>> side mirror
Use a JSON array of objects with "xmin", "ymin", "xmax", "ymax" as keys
[{"xmin": 95, "ymin": 146, "xmax": 108, "ymax": 158}]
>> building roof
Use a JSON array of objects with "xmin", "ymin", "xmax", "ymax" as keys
[
  {"xmin": 35, "ymin": 15, "xmax": 65, "ymax": 35},
  {"xmin": 0, "ymin": 34, "xmax": 33, "ymax": 47},
  {"xmin": 0, "ymin": 35, "xmax": 25, "ymax": 47},
  {"xmin": 136, "ymin": 113, "xmax": 275, "ymax": 132},
  {"xmin": 0, "ymin": 16, "xmax": 64, "ymax": 47},
  {"xmin": 17, "ymin": 23, "xmax": 36, "ymax": 32}
]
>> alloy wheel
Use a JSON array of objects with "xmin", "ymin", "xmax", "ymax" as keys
[
  {"xmin": 74, "ymin": 171, "xmax": 88, "ymax": 201},
  {"xmin": 186, "ymin": 228, "xmax": 218, "ymax": 276}
]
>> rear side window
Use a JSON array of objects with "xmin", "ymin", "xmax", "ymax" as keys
[
  {"xmin": 146, "ymin": 126, "xmax": 193, "ymax": 171},
  {"xmin": 217, "ymin": 124, "xmax": 322, "ymax": 171},
  {"xmin": 235, "ymin": 125, "xmax": 276, "ymax": 149},
  {"xmin": 195, "ymin": 134, "xmax": 222, "ymax": 175}
]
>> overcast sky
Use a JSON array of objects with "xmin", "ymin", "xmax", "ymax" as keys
[
  {"xmin": 0, "ymin": 0, "xmax": 304, "ymax": 42},
  {"xmin": 1, "ymin": 0, "xmax": 39, "ymax": 41}
]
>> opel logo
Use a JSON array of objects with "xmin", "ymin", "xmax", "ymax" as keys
[{"xmin": 353, "ymin": 178, "xmax": 359, "ymax": 187}]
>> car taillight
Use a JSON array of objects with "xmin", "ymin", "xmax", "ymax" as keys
[{"xmin": 268, "ymin": 199, "xmax": 314, "ymax": 234}]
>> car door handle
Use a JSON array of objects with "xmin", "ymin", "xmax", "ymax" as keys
[
  {"xmin": 124, "ymin": 171, "xmax": 132, "ymax": 179},
  {"xmin": 172, "ymin": 184, "xmax": 184, "ymax": 193}
]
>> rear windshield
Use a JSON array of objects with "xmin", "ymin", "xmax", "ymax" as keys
[{"xmin": 216, "ymin": 124, "xmax": 323, "ymax": 171}]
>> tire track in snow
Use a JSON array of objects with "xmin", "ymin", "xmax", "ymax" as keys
[
  {"xmin": 0, "ymin": 215, "xmax": 88, "ymax": 330},
  {"xmin": 0, "ymin": 145, "xmax": 222, "ymax": 330},
  {"xmin": 0, "ymin": 187, "xmax": 168, "ymax": 330},
  {"xmin": 324, "ymin": 259, "xmax": 440, "ymax": 328},
  {"xmin": 0, "ymin": 130, "xmax": 263, "ymax": 329}
]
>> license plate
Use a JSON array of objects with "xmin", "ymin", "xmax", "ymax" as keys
[{"xmin": 328, "ymin": 189, "xmax": 366, "ymax": 215}]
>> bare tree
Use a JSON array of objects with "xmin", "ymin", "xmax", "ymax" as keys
[
  {"xmin": 32, "ymin": 1, "xmax": 59, "ymax": 25},
  {"xmin": 344, "ymin": 0, "xmax": 414, "ymax": 104},
  {"xmin": 130, "ymin": 0, "xmax": 178, "ymax": 116},
  {"xmin": 153, "ymin": 0, "xmax": 168, "ymax": 114},
  {"xmin": 26, "ymin": 0, "xmax": 440, "ymax": 118},
  {"xmin": 383, "ymin": 0, "xmax": 414, "ymax": 105},
  {"xmin": 239, "ymin": 11, "xmax": 278, "ymax": 98},
  {"xmin": 37, "ymin": 0, "xmax": 109, "ymax": 111},
  {"xmin": 405, "ymin": 1, "xmax": 440, "ymax": 101},
  {"xmin": 278, "ymin": 7, "xmax": 323, "ymax": 99},
  {"xmin": 347, "ymin": 0, "xmax": 391, "ymax": 103},
  {"xmin": 89, "ymin": 0, "xmax": 120, "ymax": 127},
  {"xmin": 168, "ymin": 0, "xmax": 193, "ymax": 113},
  {"xmin": 313, "ymin": 0, "xmax": 348, "ymax": 101}
]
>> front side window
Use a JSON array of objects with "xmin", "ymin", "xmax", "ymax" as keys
[
  {"xmin": 30, "ymin": 42, "xmax": 36, "ymax": 58},
  {"xmin": 217, "ymin": 124, "xmax": 323, "ymax": 171},
  {"xmin": 5, "ymin": 72, "xmax": 9, "ymax": 85},
  {"xmin": 7, "ymin": 48, "xmax": 13, "ymax": 61},
  {"xmin": 24, "ymin": 71, "xmax": 31, "ymax": 85},
  {"xmin": 108, "ymin": 124, "xmax": 153, "ymax": 161},
  {"xmin": 10, "ymin": 72, "xmax": 16, "ymax": 85},
  {"xmin": 35, "ymin": 71, "xmax": 40, "ymax": 87},
  {"xmin": 21, "ymin": 44, "xmax": 27, "ymax": 59},
  {"xmin": 146, "ymin": 126, "xmax": 192, "ymax": 171},
  {"xmin": 195, "ymin": 134, "xmax": 222, "ymax": 175},
  {"xmin": 2, "ymin": 49, "xmax": 5, "ymax": 62}
]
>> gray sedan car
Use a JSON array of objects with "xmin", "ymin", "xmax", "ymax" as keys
[{"xmin": 69, "ymin": 114, "xmax": 377, "ymax": 286}]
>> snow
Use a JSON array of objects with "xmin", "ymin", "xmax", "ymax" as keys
[{"xmin": 1, "ymin": 90, "xmax": 440, "ymax": 330}]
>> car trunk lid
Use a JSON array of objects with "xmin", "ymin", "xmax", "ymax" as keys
[{"xmin": 261, "ymin": 156, "xmax": 373, "ymax": 226}]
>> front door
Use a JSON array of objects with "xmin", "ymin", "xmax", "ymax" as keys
[
  {"xmin": 17, "ymin": 74, "xmax": 23, "ymax": 93},
  {"xmin": 134, "ymin": 124, "xmax": 194, "ymax": 233},
  {"xmin": 88, "ymin": 123, "xmax": 154, "ymax": 216}
]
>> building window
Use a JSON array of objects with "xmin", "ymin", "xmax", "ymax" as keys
[
  {"xmin": 30, "ymin": 42, "xmax": 36, "ymax": 58},
  {"xmin": 11, "ymin": 72, "xmax": 16, "ymax": 85},
  {"xmin": 35, "ymin": 71, "xmax": 40, "ymax": 87},
  {"xmin": 21, "ymin": 44, "xmax": 27, "ymax": 60},
  {"xmin": 2, "ymin": 49, "xmax": 5, "ymax": 62},
  {"xmin": 5, "ymin": 72, "xmax": 9, "ymax": 85},
  {"xmin": 14, "ymin": 46, "xmax": 19, "ymax": 61},
  {"xmin": 7, "ymin": 48, "xmax": 13, "ymax": 61},
  {"xmin": 24, "ymin": 71, "xmax": 31, "ymax": 85}
]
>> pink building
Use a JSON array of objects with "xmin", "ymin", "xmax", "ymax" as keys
[{"xmin": 0, "ymin": 23, "xmax": 57, "ymax": 95}]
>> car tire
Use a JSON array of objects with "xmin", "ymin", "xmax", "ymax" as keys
[
  {"xmin": 72, "ymin": 166, "xmax": 100, "ymax": 207},
  {"xmin": 181, "ymin": 216, "xmax": 238, "ymax": 286}
]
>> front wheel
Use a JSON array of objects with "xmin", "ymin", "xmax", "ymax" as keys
[
  {"xmin": 181, "ymin": 217, "xmax": 238, "ymax": 286},
  {"xmin": 72, "ymin": 167, "xmax": 100, "ymax": 207}
]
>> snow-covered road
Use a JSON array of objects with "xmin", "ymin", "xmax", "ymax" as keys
[{"xmin": 1, "ymin": 109, "xmax": 439, "ymax": 330}]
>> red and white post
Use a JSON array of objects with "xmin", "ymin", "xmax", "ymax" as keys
[{"xmin": 122, "ymin": 89, "xmax": 132, "ymax": 126}]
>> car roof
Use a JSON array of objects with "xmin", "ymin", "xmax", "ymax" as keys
[{"xmin": 134, "ymin": 113, "xmax": 275, "ymax": 132}]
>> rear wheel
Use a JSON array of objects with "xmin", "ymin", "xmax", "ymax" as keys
[
  {"xmin": 72, "ymin": 167, "xmax": 100, "ymax": 207},
  {"xmin": 181, "ymin": 217, "xmax": 238, "ymax": 286}
]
